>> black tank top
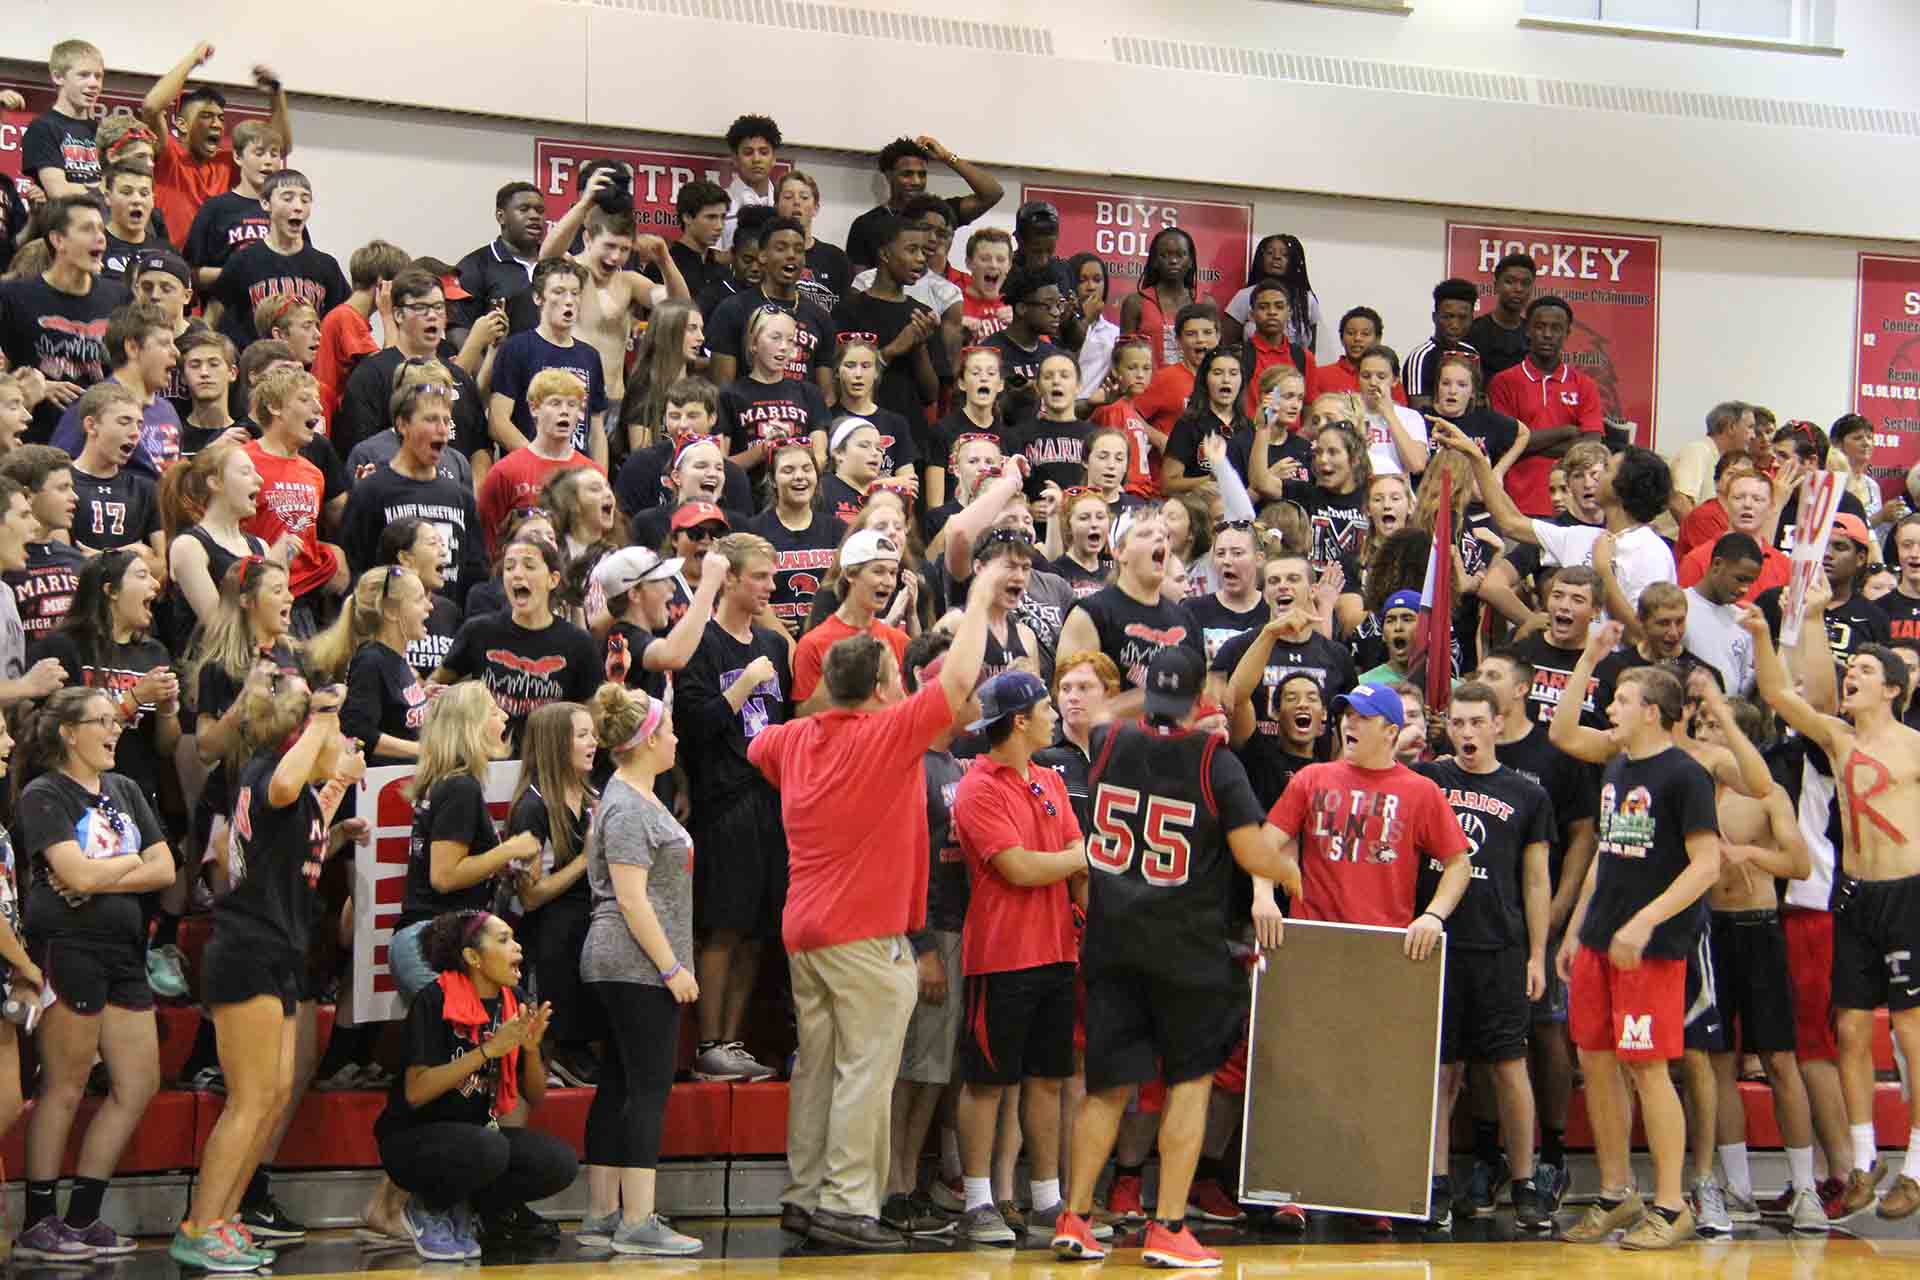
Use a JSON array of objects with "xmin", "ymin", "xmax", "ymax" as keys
[
  {"xmin": 1073, "ymin": 584, "xmax": 1199, "ymax": 689},
  {"xmin": 981, "ymin": 614, "xmax": 1028, "ymax": 681},
  {"xmin": 165, "ymin": 525, "xmax": 269, "ymax": 651}
]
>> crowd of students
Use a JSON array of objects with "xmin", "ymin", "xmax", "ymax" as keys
[{"xmin": 0, "ymin": 31, "xmax": 1916, "ymax": 1271}]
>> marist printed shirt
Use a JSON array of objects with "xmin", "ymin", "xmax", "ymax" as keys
[
  {"xmin": 1268, "ymin": 759, "xmax": 1469, "ymax": 927},
  {"xmin": 242, "ymin": 441, "xmax": 338, "ymax": 599}
]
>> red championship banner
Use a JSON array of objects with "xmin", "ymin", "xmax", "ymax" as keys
[
  {"xmin": 535, "ymin": 137, "xmax": 789, "ymax": 239},
  {"xmin": 0, "ymin": 78, "xmax": 269, "ymax": 180},
  {"xmin": 1445, "ymin": 223, "xmax": 1662, "ymax": 448},
  {"xmin": 1022, "ymin": 183, "xmax": 1252, "ymax": 320},
  {"xmin": 1851, "ymin": 254, "xmax": 1920, "ymax": 501},
  {"xmin": 0, "ymin": 110, "xmax": 32, "ymax": 182}
]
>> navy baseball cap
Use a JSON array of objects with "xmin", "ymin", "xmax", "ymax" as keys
[
  {"xmin": 1381, "ymin": 589, "xmax": 1422, "ymax": 621},
  {"xmin": 1143, "ymin": 646, "xmax": 1203, "ymax": 720},
  {"xmin": 966, "ymin": 670, "xmax": 1049, "ymax": 733},
  {"xmin": 1332, "ymin": 683, "xmax": 1405, "ymax": 728}
]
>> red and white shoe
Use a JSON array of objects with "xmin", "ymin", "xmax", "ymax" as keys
[
  {"xmin": 1052, "ymin": 1210, "xmax": 1108, "ymax": 1261},
  {"xmin": 1185, "ymin": 1179, "xmax": 1247, "ymax": 1224},
  {"xmin": 1271, "ymin": 1203, "xmax": 1308, "ymax": 1232},
  {"xmin": 1142, "ymin": 1220, "xmax": 1220, "ymax": 1269},
  {"xmin": 1106, "ymin": 1173, "xmax": 1146, "ymax": 1222}
]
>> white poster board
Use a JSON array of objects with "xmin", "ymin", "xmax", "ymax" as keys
[
  {"xmin": 1780, "ymin": 471, "xmax": 1841, "ymax": 649},
  {"xmin": 341, "ymin": 761, "xmax": 520, "ymax": 1026}
]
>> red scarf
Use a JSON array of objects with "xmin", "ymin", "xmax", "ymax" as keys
[{"xmin": 437, "ymin": 970, "xmax": 519, "ymax": 1118}]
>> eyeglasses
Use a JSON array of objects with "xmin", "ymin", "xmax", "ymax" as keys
[
  {"xmin": 1028, "ymin": 779, "xmax": 1057, "ymax": 818},
  {"xmin": 76, "ymin": 716, "xmax": 122, "ymax": 731},
  {"xmin": 399, "ymin": 302, "xmax": 447, "ymax": 316}
]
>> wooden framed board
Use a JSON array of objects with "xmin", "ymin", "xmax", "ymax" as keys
[{"xmin": 1238, "ymin": 919, "xmax": 1446, "ymax": 1218}]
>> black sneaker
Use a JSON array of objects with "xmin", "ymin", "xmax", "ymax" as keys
[
  {"xmin": 497, "ymin": 1201, "xmax": 560, "ymax": 1242},
  {"xmin": 1535, "ymin": 1162, "xmax": 1570, "ymax": 1213},
  {"xmin": 1428, "ymin": 1177, "xmax": 1454, "ymax": 1232},
  {"xmin": 880, "ymin": 1193, "xmax": 954, "ymax": 1237},
  {"xmin": 550, "ymin": 1047, "xmax": 599, "ymax": 1088},
  {"xmin": 1512, "ymin": 1177, "xmax": 1550, "ymax": 1233},
  {"xmin": 1464, "ymin": 1156, "xmax": 1510, "ymax": 1217},
  {"xmin": 239, "ymin": 1196, "xmax": 308, "ymax": 1240}
]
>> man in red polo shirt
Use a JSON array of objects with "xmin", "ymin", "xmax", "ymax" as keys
[
  {"xmin": 1239, "ymin": 278, "xmax": 1317, "ymax": 416},
  {"xmin": 794, "ymin": 528, "xmax": 910, "ymax": 711},
  {"xmin": 748, "ymin": 558, "xmax": 1012, "ymax": 1252},
  {"xmin": 1488, "ymin": 296, "xmax": 1603, "ymax": 518},
  {"xmin": 140, "ymin": 43, "xmax": 293, "ymax": 250}
]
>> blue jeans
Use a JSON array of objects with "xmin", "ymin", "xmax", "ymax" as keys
[{"xmin": 390, "ymin": 921, "xmax": 437, "ymax": 1008}]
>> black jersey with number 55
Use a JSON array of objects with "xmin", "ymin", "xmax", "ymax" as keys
[{"xmin": 1084, "ymin": 720, "xmax": 1266, "ymax": 979}]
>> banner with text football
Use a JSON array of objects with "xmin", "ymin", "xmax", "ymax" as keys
[
  {"xmin": 0, "ymin": 80, "xmax": 269, "ymax": 181},
  {"xmin": 1851, "ymin": 254, "xmax": 1920, "ymax": 501},
  {"xmin": 1023, "ymin": 184, "xmax": 1252, "ymax": 319},
  {"xmin": 1445, "ymin": 222, "xmax": 1662, "ymax": 448},
  {"xmin": 534, "ymin": 138, "xmax": 789, "ymax": 238}
]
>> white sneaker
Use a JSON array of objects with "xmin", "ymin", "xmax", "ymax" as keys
[
  {"xmin": 692, "ymin": 1042, "xmax": 776, "ymax": 1082},
  {"xmin": 1725, "ymin": 1188, "xmax": 1761, "ymax": 1223},
  {"xmin": 1692, "ymin": 1177, "xmax": 1733, "ymax": 1236},
  {"xmin": 1788, "ymin": 1186, "xmax": 1831, "ymax": 1235}
]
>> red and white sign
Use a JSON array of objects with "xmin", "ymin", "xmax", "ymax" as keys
[
  {"xmin": 1851, "ymin": 254, "xmax": 1920, "ymax": 502},
  {"xmin": 534, "ymin": 137, "xmax": 788, "ymax": 239},
  {"xmin": 0, "ymin": 78, "xmax": 268, "ymax": 180},
  {"xmin": 1445, "ymin": 223, "xmax": 1662, "ymax": 448},
  {"xmin": 1781, "ymin": 471, "xmax": 1842, "ymax": 648},
  {"xmin": 1022, "ymin": 183, "xmax": 1252, "ymax": 318},
  {"xmin": 347, "ymin": 762, "xmax": 518, "ymax": 1025}
]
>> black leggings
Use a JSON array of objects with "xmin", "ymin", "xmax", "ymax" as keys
[
  {"xmin": 380, "ymin": 1123, "xmax": 578, "ymax": 1214},
  {"xmin": 584, "ymin": 982, "xmax": 680, "ymax": 1169}
]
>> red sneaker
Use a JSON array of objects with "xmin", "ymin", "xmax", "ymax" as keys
[
  {"xmin": 1143, "ymin": 1220, "xmax": 1221, "ymax": 1269},
  {"xmin": 1106, "ymin": 1173, "xmax": 1146, "ymax": 1222},
  {"xmin": 1185, "ymin": 1178, "xmax": 1247, "ymax": 1224},
  {"xmin": 1052, "ymin": 1210, "xmax": 1107, "ymax": 1261},
  {"xmin": 1271, "ymin": 1203, "xmax": 1309, "ymax": 1232},
  {"xmin": 1820, "ymin": 1176, "xmax": 1850, "ymax": 1221}
]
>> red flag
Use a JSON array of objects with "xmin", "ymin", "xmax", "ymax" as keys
[{"xmin": 1417, "ymin": 470, "xmax": 1455, "ymax": 715}]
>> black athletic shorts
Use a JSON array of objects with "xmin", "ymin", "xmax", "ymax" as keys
[
  {"xmin": 201, "ymin": 937, "xmax": 304, "ymax": 1016},
  {"xmin": 37, "ymin": 934, "xmax": 153, "ymax": 1015},
  {"xmin": 1707, "ymin": 910, "xmax": 1796, "ymax": 1053},
  {"xmin": 1441, "ymin": 946, "xmax": 1529, "ymax": 1064},
  {"xmin": 1832, "ymin": 871, "xmax": 1920, "ymax": 1013},
  {"xmin": 1683, "ymin": 930, "xmax": 1724, "ymax": 1053},
  {"xmin": 1082, "ymin": 956, "xmax": 1243, "ymax": 1095},
  {"xmin": 961, "ymin": 963, "xmax": 1077, "ymax": 1087},
  {"xmin": 1530, "ymin": 924, "xmax": 1568, "ymax": 1025},
  {"xmin": 690, "ymin": 786, "xmax": 787, "ymax": 939}
]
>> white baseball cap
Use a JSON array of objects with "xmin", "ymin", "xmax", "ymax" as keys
[
  {"xmin": 841, "ymin": 528, "xmax": 902, "ymax": 568},
  {"xmin": 591, "ymin": 546, "xmax": 682, "ymax": 598}
]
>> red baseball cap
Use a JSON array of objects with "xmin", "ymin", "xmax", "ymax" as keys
[
  {"xmin": 438, "ymin": 273, "xmax": 472, "ymax": 301},
  {"xmin": 1831, "ymin": 512, "xmax": 1871, "ymax": 548},
  {"xmin": 670, "ymin": 501, "xmax": 729, "ymax": 532}
]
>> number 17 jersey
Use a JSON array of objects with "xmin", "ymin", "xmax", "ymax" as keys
[{"xmin": 1084, "ymin": 720, "xmax": 1266, "ymax": 980}]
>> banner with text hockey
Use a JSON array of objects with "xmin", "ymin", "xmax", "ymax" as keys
[{"xmin": 1445, "ymin": 222, "xmax": 1662, "ymax": 449}]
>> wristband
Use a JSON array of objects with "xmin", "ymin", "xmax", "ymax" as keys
[
  {"xmin": 661, "ymin": 961, "xmax": 684, "ymax": 982},
  {"xmin": 1418, "ymin": 911, "xmax": 1446, "ymax": 926},
  {"xmin": 479, "ymin": 1044, "xmax": 495, "ymax": 1062}
]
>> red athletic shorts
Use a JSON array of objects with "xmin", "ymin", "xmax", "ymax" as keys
[
  {"xmin": 1131, "ymin": 1031, "xmax": 1248, "ymax": 1115},
  {"xmin": 1782, "ymin": 907, "xmax": 1838, "ymax": 1062},
  {"xmin": 1568, "ymin": 944, "xmax": 1686, "ymax": 1063}
]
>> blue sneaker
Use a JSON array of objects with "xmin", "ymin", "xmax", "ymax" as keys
[
  {"xmin": 449, "ymin": 1202, "xmax": 482, "ymax": 1259},
  {"xmin": 168, "ymin": 1224, "xmax": 260, "ymax": 1273},
  {"xmin": 402, "ymin": 1197, "xmax": 466, "ymax": 1263}
]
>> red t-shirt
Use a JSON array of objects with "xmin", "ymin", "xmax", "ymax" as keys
[
  {"xmin": 1676, "ymin": 498, "xmax": 1729, "ymax": 562},
  {"xmin": 954, "ymin": 756, "xmax": 1082, "ymax": 975},
  {"xmin": 1677, "ymin": 539, "xmax": 1790, "ymax": 603},
  {"xmin": 1091, "ymin": 399, "xmax": 1158, "ymax": 499},
  {"xmin": 1242, "ymin": 332, "xmax": 1319, "ymax": 418},
  {"xmin": 475, "ymin": 447, "xmax": 599, "ymax": 559},
  {"xmin": 1134, "ymin": 363, "xmax": 1197, "ymax": 451},
  {"xmin": 960, "ymin": 291, "xmax": 1012, "ymax": 347},
  {"xmin": 242, "ymin": 440, "xmax": 336, "ymax": 599},
  {"xmin": 153, "ymin": 132, "xmax": 240, "ymax": 252},
  {"xmin": 1314, "ymin": 356, "xmax": 1407, "ymax": 405},
  {"xmin": 749, "ymin": 681, "xmax": 957, "ymax": 954},
  {"xmin": 1488, "ymin": 359, "xmax": 1604, "ymax": 517},
  {"xmin": 1268, "ymin": 759, "xmax": 1468, "ymax": 927},
  {"xmin": 313, "ymin": 302, "xmax": 377, "ymax": 423},
  {"xmin": 791, "ymin": 613, "xmax": 910, "ymax": 703}
]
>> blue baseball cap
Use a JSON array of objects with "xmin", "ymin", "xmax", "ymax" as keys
[
  {"xmin": 966, "ymin": 670, "xmax": 1050, "ymax": 733},
  {"xmin": 1381, "ymin": 589, "xmax": 1422, "ymax": 621},
  {"xmin": 1332, "ymin": 683, "xmax": 1405, "ymax": 728}
]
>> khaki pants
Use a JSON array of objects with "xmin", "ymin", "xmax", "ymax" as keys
[{"xmin": 784, "ymin": 934, "xmax": 919, "ymax": 1218}]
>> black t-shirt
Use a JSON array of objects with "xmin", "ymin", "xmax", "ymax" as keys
[
  {"xmin": 706, "ymin": 289, "xmax": 837, "ymax": 384},
  {"xmin": 1081, "ymin": 720, "xmax": 1265, "ymax": 980},
  {"xmin": 1449, "ymin": 506, "xmax": 1500, "ymax": 671},
  {"xmin": 0, "ymin": 275, "xmax": 131, "ymax": 442},
  {"xmin": 1070, "ymin": 584, "xmax": 1204, "ymax": 690},
  {"xmin": 22, "ymin": 111, "xmax": 99, "ymax": 188},
  {"xmin": 339, "ymin": 466, "xmax": 489, "ymax": 604},
  {"xmin": 1580, "ymin": 746, "xmax": 1718, "ymax": 960},
  {"xmin": 1878, "ymin": 588, "xmax": 1920, "ymax": 646},
  {"xmin": 1414, "ymin": 760, "xmax": 1555, "ymax": 951},
  {"xmin": 845, "ymin": 200, "xmax": 966, "ymax": 271},
  {"xmin": 605, "ymin": 620, "xmax": 664, "ymax": 698},
  {"xmin": 800, "ymin": 242, "xmax": 852, "ymax": 313},
  {"xmin": 1227, "ymin": 425, "xmax": 1312, "ymax": 487},
  {"xmin": 1514, "ymin": 633, "xmax": 1607, "ymax": 730},
  {"xmin": 832, "ymin": 292, "xmax": 939, "ymax": 422},
  {"xmin": 377, "ymin": 981, "xmax": 510, "ymax": 1137},
  {"xmin": 668, "ymin": 241, "xmax": 727, "ymax": 313},
  {"xmin": 1183, "ymin": 593, "xmax": 1270, "ymax": 665},
  {"xmin": 1433, "ymin": 407, "xmax": 1520, "ymax": 469},
  {"xmin": 441, "ymin": 613, "xmax": 599, "ymax": 751},
  {"xmin": 614, "ymin": 441, "xmax": 754, "ymax": 522},
  {"xmin": 1005, "ymin": 415, "xmax": 1088, "ymax": 493},
  {"xmin": 745, "ymin": 507, "xmax": 846, "ymax": 636},
  {"xmin": 408, "ymin": 594, "xmax": 462, "ymax": 679},
  {"xmin": 210, "ymin": 240, "xmax": 350, "ymax": 348},
  {"xmin": 508, "ymin": 788, "xmax": 591, "ymax": 907},
  {"xmin": 1757, "ymin": 585, "xmax": 1891, "ymax": 661},
  {"xmin": 400, "ymin": 773, "xmax": 502, "ymax": 927},
  {"xmin": 69, "ymin": 465, "xmax": 160, "ymax": 553},
  {"xmin": 1282, "ymin": 479, "xmax": 1368, "ymax": 566},
  {"xmin": 336, "ymin": 346, "xmax": 490, "ymax": 461},
  {"xmin": 722, "ymin": 376, "xmax": 830, "ymax": 474},
  {"xmin": 1051, "ymin": 553, "xmax": 1110, "ymax": 599},
  {"xmin": 343, "ymin": 641, "xmax": 429, "ymax": 764},
  {"xmin": 4, "ymin": 541, "xmax": 86, "ymax": 644},
  {"xmin": 675, "ymin": 621, "xmax": 791, "ymax": 808},
  {"xmin": 818, "ymin": 473, "xmax": 868, "ymax": 526},
  {"xmin": 1495, "ymin": 721, "xmax": 1600, "ymax": 889},
  {"xmin": 30, "ymin": 632, "xmax": 173, "ymax": 800},
  {"xmin": 16, "ymin": 771, "xmax": 164, "ymax": 944},
  {"xmin": 917, "ymin": 749, "xmax": 969, "ymax": 938},
  {"xmin": 1468, "ymin": 313, "xmax": 1529, "ymax": 379},
  {"xmin": 1776, "ymin": 488, "xmax": 1865, "ymax": 554},
  {"xmin": 221, "ymin": 756, "xmax": 327, "ymax": 959},
  {"xmin": 104, "ymin": 228, "xmax": 167, "ymax": 282},
  {"xmin": 1210, "ymin": 626, "xmax": 1357, "ymax": 807},
  {"xmin": 1165, "ymin": 413, "xmax": 1242, "ymax": 482},
  {"xmin": 980, "ymin": 331, "xmax": 1061, "ymax": 390},
  {"xmin": 927, "ymin": 408, "xmax": 1010, "ymax": 471},
  {"xmin": 184, "ymin": 190, "xmax": 278, "ymax": 273}
]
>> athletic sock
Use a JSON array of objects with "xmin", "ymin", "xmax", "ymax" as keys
[
  {"xmin": 1907, "ymin": 1126, "xmax": 1920, "ymax": 1174},
  {"xmin": 1718, "ymin": 1142, "xmax": 1752, "ymax": 1201},
  {"xmin": 65, "ymin": 1177, "xmax": 107, "ymax": 1229},
  {"xmin": 1852, "ymin": 1122, "xmax": 1878, "ymax": 1173},
  {"xmin": 1540, "ymin": 1127, "xmax": 1566, "ymax": 1168},
  {"xmin": 939, "ymin": 1128, "xmax": 962, "ymax": 1181},
  {"xmin": 1474, "ymin": 1120, "xmax": 1501, "ymax": 1165},
  {"xmin": 1787, "ymin": 1145, "xmax": 1816, "ymax": 1193},
  {"xmin": 1031, "ymin": 1178, "xmax": 1061, "ymax": 1213},
  {"xmin": 964, "ymin": 1176, "xmax": 993, "ymax": 1213},
  {"xmin": 25, "ymin": 1180, "xmax": 57, "ymax": 1227}
]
